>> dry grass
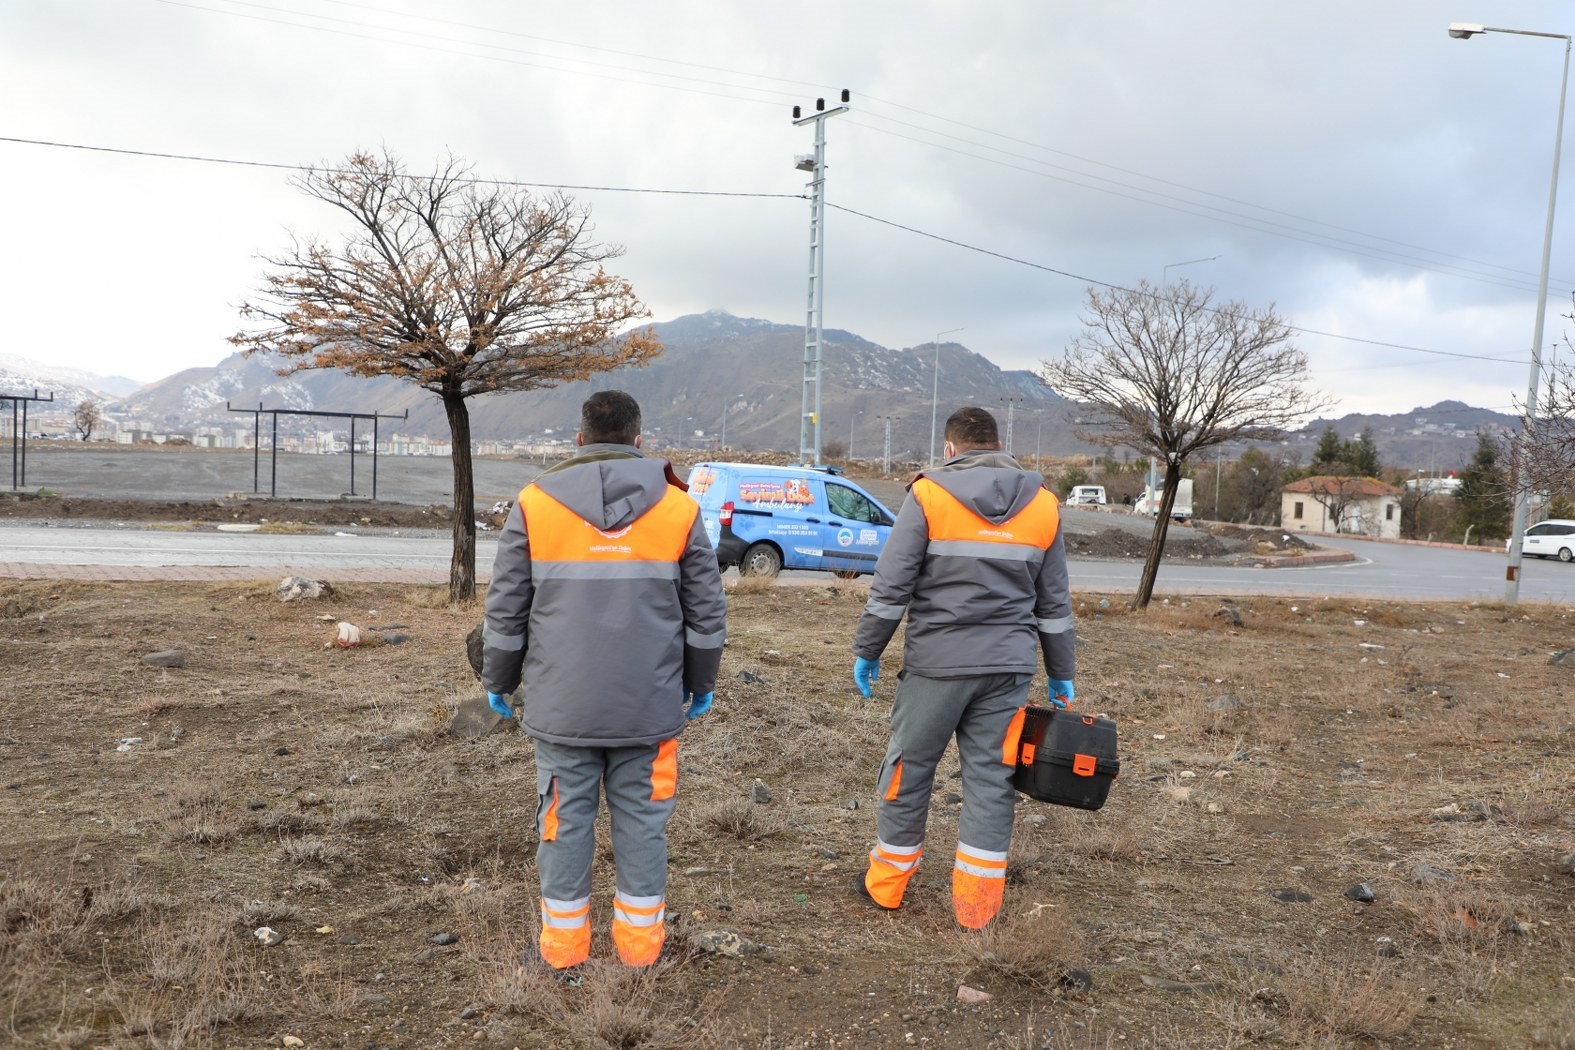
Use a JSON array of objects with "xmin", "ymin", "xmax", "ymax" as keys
[
  {"xmin": 2, "ymin": 579, "xmax": 1573, "ymax": 1048},
  {"xmin": 276, "ymin": 836, "xmax": 353, "ymax": 867},
  {"xmin": 726, "ymin": 574, "xmax": 777, "ymax": 596},
  {"xmin": 694, "ymin": 798, "xmax": 784, "ymax": 842},
  {"xmin": 966, "ymin": 904, "xmax": 1088, "ymax": 989},
  {"xmin": 1265, "ymin": 958, "xmax": 1423, "ymax": 1044}
]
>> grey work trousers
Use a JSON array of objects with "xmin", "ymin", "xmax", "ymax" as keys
[
  {"xmin": 533, "ymin": 737, "xmax": 676, "ymax": 899},
  {"xmin": 875, "ymin": 671, "xmax": 1031, "ymax": 856}
]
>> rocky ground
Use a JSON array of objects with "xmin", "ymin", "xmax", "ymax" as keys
[{"xmin": 2, "ymin": 577, "xmax": 1572, "ymax": 1048}]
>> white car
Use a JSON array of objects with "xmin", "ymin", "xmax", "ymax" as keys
[
  {"xmin": 1512, "ymin": 519, "xmax": 1575, "ymax": 562},
  {"xmin": 1066, "ymin": 485, "xmax": 1108, "ymax": 506}
]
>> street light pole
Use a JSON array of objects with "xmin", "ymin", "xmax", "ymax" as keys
[
  {"xmin": 929, "ymin": 326, "xmax": 964, "ymax": 465},
  {"xmin": 1162, "ymin": 255, "xmax": 1219, "ymax": 284},
  {"xmin": 1450, "ymin": 21, "xmax": 1570, "ymax": 604}
]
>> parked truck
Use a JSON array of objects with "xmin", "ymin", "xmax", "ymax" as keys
[{"xmin": 1132, "ymin": 478, "xmax": 1194, "ymax": 521}]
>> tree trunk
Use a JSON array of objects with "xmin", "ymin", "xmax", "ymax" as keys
[
  {"xmin": 443, "ymin": 392, "xmax": 477, "ymax": 602},
  {"xmin": 1132, "ymin": 460, "xmax": 1183, "ymax": 610}
]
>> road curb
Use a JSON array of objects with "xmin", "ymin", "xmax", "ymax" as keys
[{"xmin": 1243, "ymin": 549, "xmax": 1358, "ymax": 569}]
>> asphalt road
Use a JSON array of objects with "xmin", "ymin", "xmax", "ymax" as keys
[
  {"xmin": 5, "ymin": 522, "xmax": 1573, "ymax": 602},
  {"xmin": 6, "ymin": 447, "xmax": 1570, "ymax": 600}
]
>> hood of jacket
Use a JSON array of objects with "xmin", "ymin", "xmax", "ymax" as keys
[
  {"xmin": 533, "ymin": 444, "xmax": 676, "ymax": 531},
  {"xmin": 917, "ymin": 450, "xmax": 1046, "ymax": 526}
]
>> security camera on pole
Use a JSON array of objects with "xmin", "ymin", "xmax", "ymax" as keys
[{"xmin": 792, "ymin": 89, "xmax": 850, "ymax": 466}]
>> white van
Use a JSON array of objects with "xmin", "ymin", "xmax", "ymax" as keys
[
  {"xmin": 1511, "ymin": 519, "xmax": 1575, "ymax": 562},
  {"xmin": 1066, "ymin": 485, "xmax": 1108, "ymax": 506}
]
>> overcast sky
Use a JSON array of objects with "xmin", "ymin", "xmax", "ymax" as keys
[{"xmin": 5, "ymin": 0, "xmax": 1574, "ymax": 417}]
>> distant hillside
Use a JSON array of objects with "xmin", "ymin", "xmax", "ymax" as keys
[
  {"xmin": 115, "ymin": 311, "xmax": 1078, "ymax": 458},
  {"xmin": 1283, "ymin": 400, "xmax": 1518, "ymax": 473},
  {"xmin": 100, "ymin": 314, "xmax": 1522, "ymax": 469},
  {"xmin": 0, "ymin": 355, "xmax": 143, "ymax": 399}
]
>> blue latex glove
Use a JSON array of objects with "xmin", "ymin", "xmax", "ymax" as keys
[
  {"xmin": 853, "ymin": 657, "xmax": 880, "ymax": 698},
  {"xmin": 1047, "ymin": 679, "xmax": 1075, "ymax": 710},
  {"xmin": 487, "ymin": 691, "xmax": 515, "ymax": 719},
  {"xmin": 685, "ymin": 691, "xmax": 714, "ymax": 721}
]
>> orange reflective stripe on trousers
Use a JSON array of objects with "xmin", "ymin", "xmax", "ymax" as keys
[
  {"xmin": 1001, "ymin": 706, "xmax": 1027, "ymax": 765},
  {"xmin": 538, "ymin": 895, "xmax": 591, "ymax": 969},
  {"xmin": 952, "ymin": 843, "xmax": 1008, "ymax": 929},
  {"xmin": 611, "ymin": 891, "xmax": 665, "ymax": 966},
  {"xmin": 650, "ymin": 738, "xmax": 678, "ymax": 801},
  {"xmin": 864, "ymin": 838, "xmax": 922, "ymax": 909}
]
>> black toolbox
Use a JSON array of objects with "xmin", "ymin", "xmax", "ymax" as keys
[{"xmin": 1012, "ymin": 705, "xmax": 1120, "ymax": 810}]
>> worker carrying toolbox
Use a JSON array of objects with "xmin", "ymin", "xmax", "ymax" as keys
[{"xmin": 850, "ymin": 405, "xmax": 1082, "ymax": 929}]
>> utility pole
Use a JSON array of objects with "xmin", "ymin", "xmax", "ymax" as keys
[
  {"xmin": 1000, "ymin": 396, "xmax": 1024, "ymax": 454},
  {"xmin": 878, "ymin": 414, "xmax": 895, "ymax": 475},
  {"xmin": 792, "ymin": 89, "xmax": 850, "ymax": 466}
]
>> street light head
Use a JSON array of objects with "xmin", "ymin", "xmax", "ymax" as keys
[{"xmin": 1448, "ymin": 22, "xmax": 1485, "ymax": 39}]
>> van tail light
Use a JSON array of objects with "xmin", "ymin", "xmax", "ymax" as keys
[{"xmin": 720, "ymin": 501, "xmax": 734, "ymax": 527}]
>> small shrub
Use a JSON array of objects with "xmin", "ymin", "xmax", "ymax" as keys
[
  {"xmin": 235, "ymin": 899, "xmax": 299, "ymax": 928},
  {"xmin": 277, "ymin": 837, "xmax": 351, "ymax": 868},
  {"xmin": 1268, "ymin": 959, "xmax": 1421, "ymax": 1043},
  {"xmin": 181, "ymin": 820, "xmax": 238, "ymax": 846},
  {"xmin": 967, "ymin": 906, "xmax": 1088, "ymax": 990},
  {"xmin": 698, "ymin": 799, "xmax": 782, "ymax": 842},
  {"xmin": 728, "ymin": 575, "xmax": 776, "ymax": 596}
]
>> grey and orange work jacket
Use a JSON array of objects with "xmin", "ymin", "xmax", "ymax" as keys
[
  {"xmin": 481, "ymin": 445, "xmax": 727, "ymax": 748},
  {"xmin": 853, "ymin": 450, "xmax": 1074, "ymax": 680}
]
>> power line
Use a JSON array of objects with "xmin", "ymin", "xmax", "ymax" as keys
[
  {"xmin": 0, "ymin": 136, "xmax": 803, "ymax": 199},
  {"xmin": 145, "ymin": 0, "xmax": 1574, "ymax": 296},
  {"xmin": 314, "ymin": 0, "xmax": 826, "ymax": 93},
  {"xmin": 148, "ymin": 0, "xmax": 801, "ymax": 110},
  {"xmin": 825, "ymin": 202, "xmax": 1528, "ymax": 366},
  {"xmin": 0, "ymin": 132, "xmax": 1531, "ymax": 369},
  {"xmin": 854, "ymin": 95, "xmax": 1567, "ymax": 288},
  {"xmin": 845, "ymin": 117, "xmax": 1559, "ymax": 295}
]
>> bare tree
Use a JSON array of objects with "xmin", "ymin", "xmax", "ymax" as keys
[
  {"xmin": 1515, "ymin": 358, "xmax": 1575, "ymax": 506},
  {"xmin": 1042, "ymin": 280, "xmax": 1328, "ymax": 608},
  {"xmin": 73, "ymin": 399, "xmax": 101, "ymax": 442},
  {"xmin": 1291, "ymin": 476, "xmax": 1369, "ymax": 535},
  {"xmin": 234, "ymin": 150, "xmax": 662, "ymax": 601}
]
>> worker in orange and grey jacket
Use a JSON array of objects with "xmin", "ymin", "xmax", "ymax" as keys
[
  {"xmin": 850, "ymin": 405, "xmax": 1074, "ymax": 929},
  {"xmin": 482, "ymin": 390, "xmax": 727, "ymax": 971}
]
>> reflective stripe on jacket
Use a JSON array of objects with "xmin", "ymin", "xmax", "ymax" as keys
[
  {"xmin": 482, "ymin": 447, "xmax": 727, "ymax": 747},
  {"xmin": 852, "ymin": 451, "xmax": 1074, "ymax": 679}
]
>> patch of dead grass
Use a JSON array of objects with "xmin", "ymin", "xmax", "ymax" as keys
[
  {"xmin": 966, "ymin": 904, "xmax": 1088, "ymax": 990},
  {"xmin": 1263, "ymin": 957, "xmax": 1423, "ymax": 1044},
  {"xmin": 275, "ymin": 836, "xmax": 352, "ymax": 868},
  {"xmin": 693, "ymin": 798, "xmax": 784, "ymax": 843}
]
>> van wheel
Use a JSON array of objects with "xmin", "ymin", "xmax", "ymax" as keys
[
  {"xmin": 740, "ymin": 543, "xmax": 783, "ymax": 577},
  {"xmin": 1560, "ymin": 547, "xmax": 1573, "ymax": 563}
]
